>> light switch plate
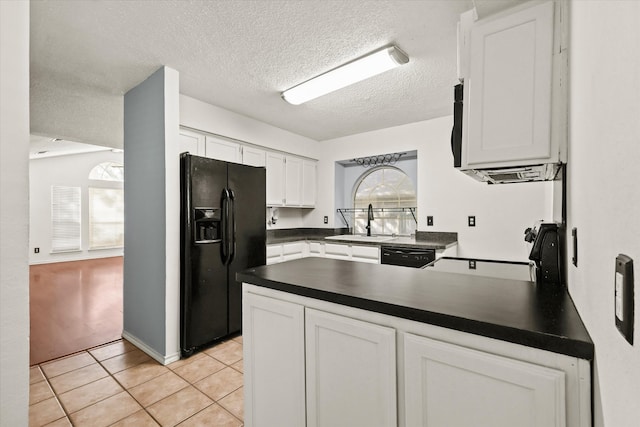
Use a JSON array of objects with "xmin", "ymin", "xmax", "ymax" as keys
[{"xmin": 615, "ymin": 254, "xmax": 634, "ymax": 345}]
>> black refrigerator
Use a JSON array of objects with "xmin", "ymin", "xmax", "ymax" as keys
[{"xmin": 180, "ymin": 153, "xmax": 266, "ymax": 357}]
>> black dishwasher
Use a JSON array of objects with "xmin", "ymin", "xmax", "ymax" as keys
[{"xmin": 381, "ymin": 246, "xmax": 435, "ymax": 268}]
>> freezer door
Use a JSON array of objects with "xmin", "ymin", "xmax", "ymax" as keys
[
  {"xmin": 180, "ymin": 154, "xmax": 229, "ymax": 355},
  {"xmin": 227, "ymin": 163, "xmax": 266, "ymax": 333}
]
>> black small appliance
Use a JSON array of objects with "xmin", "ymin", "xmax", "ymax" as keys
[
  {"xmin": 524, "ymin": 222, "xmax": 563, "ymax": 286},
  {"xmin": 451, "ymin": 83, "xmax": 463, "ymax": 168}
]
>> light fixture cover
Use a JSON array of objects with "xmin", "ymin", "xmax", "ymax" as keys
[{"xmin": 281, "ymin": 45, "xmax": 409, "ymax": 105}]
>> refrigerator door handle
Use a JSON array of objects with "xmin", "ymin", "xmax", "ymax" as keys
[
  {"xmin": 221, "ymin": 188, "xmax": 230, "ymax": 265},
  {"xmin": 228, "ymin": 189, "xmax": 236, "ymax": 264}
]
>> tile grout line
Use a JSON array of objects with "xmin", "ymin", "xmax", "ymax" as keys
[{"xmin": 35, "ymin": 338, "xmax": 245, "ymax": 426}]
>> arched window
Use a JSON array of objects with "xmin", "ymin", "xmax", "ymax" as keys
[
  {"xmin": 88, "ymin": 162, "xmax": 124, "ymax": 249},
  {"xmin": 353, "ymin": 167, "xmax": 416, "ymax": 235},
  {"xmin": 88, "ymin": 162, "xmax": 124, "ymax": 182}
]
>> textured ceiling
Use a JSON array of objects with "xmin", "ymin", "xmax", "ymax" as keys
[{"xmin": 30, "ymin": 0, "xmax": 519, "ymax": 144}]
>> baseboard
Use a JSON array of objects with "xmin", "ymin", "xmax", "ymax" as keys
[
  {"xmin": 121, "ymin": 330, "xmax": 181, "ymax": 366},
  {"xmin": 30, "ymin": 253, "xmax": 124, "ymax": 265}
]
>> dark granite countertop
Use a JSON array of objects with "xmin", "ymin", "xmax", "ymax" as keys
[
  {"xmin": 238, "ymin": 257, "xmax": 593, "ymax": 360},
  {"xmin": 266, "ymin": 228, "xmax": 457, "ymax": 250}
]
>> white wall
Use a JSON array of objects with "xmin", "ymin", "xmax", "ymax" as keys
[
  {"xmin": 318, "ymin": 117, "xmax": 553, "ymax": 261},
  {"xmin": 0, "ymin": 1, "xmax": 30, "ymax": 424},
  {"xmin": 567, "ymin": 2, "xmax": 640, "ymax": 426},
  {"xmin": 29, "ymin": 150, "xmax": 124, "ymax": 264},
  {"xmin": 180, "ymin": 95, "xmax": 320, "ymax": 230}
]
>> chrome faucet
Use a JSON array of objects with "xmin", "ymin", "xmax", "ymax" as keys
[{"xmin": 366, "ymin": 203, "xmax": 374, "ymax": 236}]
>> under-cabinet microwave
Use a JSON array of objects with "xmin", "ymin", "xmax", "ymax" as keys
[{"xmin": 451, "ymin": 83, "xmax": 563, "ymax": 185}]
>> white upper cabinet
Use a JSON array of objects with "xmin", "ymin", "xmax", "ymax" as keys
[
  {"xmin": 266, "ymin": 154, "xmax": 317, "ymax": 208},
  {"xmin": 284, "ymin": 156, "xmax": 303, "ymax": 206},
  {"xmin": 301, "ymin": 160, "xmax": 317, "ymax": 207},
  {"xmin": 178, "ymin": 128, "xmax": 317, "ymax": 207},
  {"xmin": 205, "ymin": 135, "xmax": 242, "ymax": 163},
  {"xmin": 178, "ymin": 128, "xmax": 205, "ymax": 155},
  {"xmin": 242, "ymin": 145, "xmax": 266, "ymax": 167},
  {"xmin": 462, "ymin": 0, "xmax": 565, "ymax": 169},
  {"xmin": 266, "ymin": 152, "xmax": 285, "ymax": 206}
]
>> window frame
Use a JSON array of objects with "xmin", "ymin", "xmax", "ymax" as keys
[{"xmin": 351, "ymin": 166, "xmax": 417, "ymax": 236}]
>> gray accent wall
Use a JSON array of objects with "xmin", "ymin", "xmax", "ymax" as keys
[{"xmin": 123, "ymin": 67, "xmax": 169, "ymax": 356}]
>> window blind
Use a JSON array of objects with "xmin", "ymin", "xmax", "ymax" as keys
[{"xmin": 51, "ymin": 186, "xmax": 81, "ymax": 252}]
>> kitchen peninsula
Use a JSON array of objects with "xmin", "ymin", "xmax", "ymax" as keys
[{"xmin": 239, "ymin": 257, "xmax": 592, "ymax": 427}]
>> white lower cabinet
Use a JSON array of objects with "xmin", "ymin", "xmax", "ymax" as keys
[
  {"xmin": 324, "ymin": 243, "xmax": 350, "ymax": 260},
  {"xmin": 308, "ymin": 242, "xmax": 324, "ymax": 257},
  {"xmin": 266, "ymin": 244, "xmax": 283, "ymax": 265},
  {"xmin": 243, "ymin": 292, "xmax": 305, "ymax": 427},
  {"xmin": 243, "ymin": 285, "xmax": 591, "ymax": 427},
  {"xmin": 268, "ymin": 241, "xmax": 380, "ymax": 264},
  {"xmin": 351, "ymin": 245, "xmax": 379, "ymax": 263},
  {"xmin": 243, "ymin": 288, "xmax": 396, "ymax": 427},
  {"xmin": 306, "ymin": 309, "xmax": 397, "ymax": 427},
  {"xmin": 282, "ymin": 241, "xmax": 306, "ymax": 262},
  {"xmin": 403, "ymin": 333, "xmax": 566, "ymax": 427}
]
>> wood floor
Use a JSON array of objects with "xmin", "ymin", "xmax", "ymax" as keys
[{"xmin": 30, "ymin": 257, "xmax": 124, "ymax": 366}]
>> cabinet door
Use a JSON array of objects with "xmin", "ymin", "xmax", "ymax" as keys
[
  {"xmin": 205, "ymin": 135, "xmax": 241, "ymax": 163},
  {"xmin": 464, "ymin": 1, "xmax": 555, "ymax": 168},
  {"xmin": 243, "ymin": 292, "xmax": 306, "ymax": 427},
  {"xmin": 284, "ymin": 156, "xmax": 303, "ymax": 206},
  {"xmin": 178, "ymin": 129, "xmax": 205, "ymax": 155},
  {"xmin": 324, "ymin": 243, "xmax": 350, "ymax": 260},
  {"xmin": 242, "ymin": 146, "xmax": 266, "ymax": 167},
  {"xmin": 351, "ymin": 245, "xmax": 379, "ymax": 264},
  {"xmin": 302, "ymin": 160, "xmax": 317, "ymax": 207},
  {"xmin": 265, "ymin": 152, "xmax": 285, "ymax": 206},
  {"xmin": 306, "ymin": 309, "xmax": 396, "ymax": 427},
  {"xmin": 403, "ymin": 333, "xmax": 566, "ymax": 427},
  {"xmin": 282, "ymin": 241, "xmax": 305, "ymax": 262},
  {"xmin": 266, "ymin": 244, "xmax": 282, "ymax": 265},
  {"xmin": 308, "ymin": 242, "xmax": 324, "ymax": 257}
]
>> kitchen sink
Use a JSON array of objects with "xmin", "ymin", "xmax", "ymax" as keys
[{"xmin": 325, "ymin": 235, "xmax": 396, "ymax": 243}]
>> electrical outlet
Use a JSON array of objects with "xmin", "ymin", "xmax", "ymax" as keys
[
  {"xmin": 427, "ymin": 216, "xmax": 433, "ymax": 226},
  {"xmin": 468, "ymin": 216, "xmax": 476, "ymax": 227},
  {"xmin": 34, "ymin": 247, "xmax": 40, "ymax": 254},
  {"xmin": 469, "ymin": 260, "xmax": 476, "ymax": 269},
  {"xmin": 323, "ymin": 216, "xmax": 328, "ymax": 224}
]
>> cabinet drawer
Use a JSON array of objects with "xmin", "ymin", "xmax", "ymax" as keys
[
  {"xmin": 283, "ymin": 242, "xmax": 305, "ymax": 262},
  {"xmin": 351, "ymin": 245, "xmax": 379, "ymax": 262},
  {"xmin": 324, "ymin": 243, "xmax": 350, "ymax": 259},
  {"xmin": 283, "ymin": 242, "xmax": 304, "ymax": 256}
]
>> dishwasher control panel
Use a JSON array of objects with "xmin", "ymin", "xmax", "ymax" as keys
[{"xmin": 381, "ymin": 247, "xmax": 436, "ymax": 268}]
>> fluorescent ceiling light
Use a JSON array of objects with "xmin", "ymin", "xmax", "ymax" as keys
[{"xmin": 281, "ymin": 45, "xmax": 409, "ymax": 105}]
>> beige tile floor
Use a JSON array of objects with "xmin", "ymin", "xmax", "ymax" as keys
[{"xmin": 29, "ymin": 336, "xmax": 244, "ymax": 427}]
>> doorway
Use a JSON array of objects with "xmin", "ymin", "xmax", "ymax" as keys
[{"xmin": 28, "ymin": 139, "xmax": 125, "ymax": 365}]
